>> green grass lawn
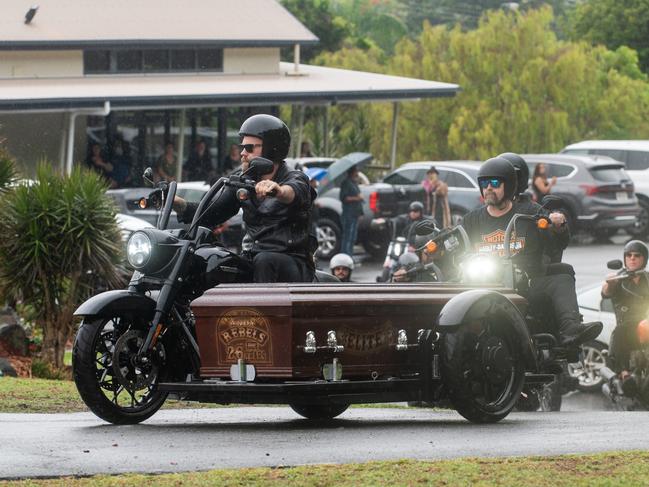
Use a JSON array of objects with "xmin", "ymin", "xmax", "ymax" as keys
[{"xmin": 1, "ymin": 451, "xmax": 648, "ymax": 486}]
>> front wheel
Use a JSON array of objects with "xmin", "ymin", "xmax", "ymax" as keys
[
  {"xmin": 568, "ymin": 341, "xmax": 607, "ymax": 393},
  {"xmin": 442, "ymin": 320, "xmax": 525, "ymax": 423},
  {"xmin": 289, "ymin": 403, "xmax": 349, "ymax": 420},
  {"xmin": 315, "ymin": 218, "xmax": 341, "ymax": 260},
  {"xmin": 72, "ymin": 316, "xmax": 168, "ymax": 424}
]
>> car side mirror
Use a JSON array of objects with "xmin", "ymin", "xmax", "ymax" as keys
[
  {"xmin": 246, "ymin": 157, "xmax": 275, "ymax": 181},
  {"xmin": 607, "ymin": 259, "xmax": 623, "ymax": 270}
]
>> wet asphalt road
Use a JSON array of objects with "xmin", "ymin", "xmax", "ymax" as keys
[
  {"xmin": 1, "ymin": 406, "xmax": 648, "ymax": 479},
  {"xmin": 2, "ymin": 234, "xmax": 645, "ymax": 479}
]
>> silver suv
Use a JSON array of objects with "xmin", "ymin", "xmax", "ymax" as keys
[
  {"xmin": 561, "ymin": 140, "xmax": 649, "ymax": 238},
  {"xmin": 523, "ymin": 154, "xmax": 639, "ymax": 239}
]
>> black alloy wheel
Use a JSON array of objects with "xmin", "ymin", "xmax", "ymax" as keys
[
  {"xmin": 289, "ymin": 403, "xmax": 349, "ymax": 420},
  {"xmin": 72, "ymin": 316, "xmax": 168, "ymax": 424},
  {"xmin": 628, "ymin": 199, "xmax": 649, "ymax": 238},
  {"xmin": 442, "ymin": 318, "xmax": 525, "ymax": 423}
]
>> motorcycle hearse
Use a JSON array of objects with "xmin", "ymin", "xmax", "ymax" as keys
[{"xmin": 72, "ymin": 158, "xmax": 560, "ymax": 425}]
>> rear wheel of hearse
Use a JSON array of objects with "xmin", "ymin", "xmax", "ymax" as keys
[
  {"xmin": 441, "ymin": 320, "xmax": 526, "ymax": 423},
  {"xmin": 73, "ymin": 315, "xmax": 169, "ymax": 425},
  {"xmin": 289, "ymin": 403, "xmax": 349, "ymax": 420}
]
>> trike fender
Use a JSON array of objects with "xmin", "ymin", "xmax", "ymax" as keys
[
  {"xmin": 437, "ymin": 289, "xmax": 537, "ymax": 370},
  {"xmin": 74, "ymin": 290, "xmax": 156, "ymax": 318}
]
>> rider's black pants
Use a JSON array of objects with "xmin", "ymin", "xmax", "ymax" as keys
[
  {"xmin": 252, "ymin": 252, "xmax": 314, "ymax": 283},
  {"xmin": 527, "ymin": 273, "xmax": 582, "ymax": 338},
  {"xmin": 609, "ymin": 323, "xmax": 639, "ymax": 372}
]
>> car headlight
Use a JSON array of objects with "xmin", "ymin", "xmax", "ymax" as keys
[{"xmin": 127, "ymin": 232, "xmax": 152, "ymax": 269}]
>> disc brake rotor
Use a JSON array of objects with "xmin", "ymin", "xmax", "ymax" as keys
[{"xmin": 112, "ymin": 329, "xmax": 162, "ymax": 391}]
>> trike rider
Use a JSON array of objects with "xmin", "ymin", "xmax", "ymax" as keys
[
  {"xmin": 173, "ymin": 114, "xmax": 317, "ymax": 283},
  {"xmin": 460, "ymin": 156, "xmax": 602, "ymax": 348},
  {"xmin": 601, "ymin": 240, "xmax": 649, "ymax": 378}
]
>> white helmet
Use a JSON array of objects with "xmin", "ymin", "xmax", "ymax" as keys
[{"xmin": 329, "ymin": 253, "xmax": 354, "ymax": 271}]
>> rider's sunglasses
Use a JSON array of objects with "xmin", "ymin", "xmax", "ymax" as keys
[
  {"xmin": 238, "ymin": 143, "xmax": 262, "ymax": 153},
  {"xmin": 478, "ymin": 178, "xmax": 504, "ymax": 189},
  {"xmin": 625, "ymin": 252, "xmax": 643, "ymax": 259}
]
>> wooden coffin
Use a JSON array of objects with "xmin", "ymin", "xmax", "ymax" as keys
[{"xmin": 191, "ymin": 283, "xmax": 526, "ymax": 380}]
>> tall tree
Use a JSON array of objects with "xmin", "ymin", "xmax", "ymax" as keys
[
  {"xmin": 570, "ymin": 0, "xmax": 649, "ymax": 74},
  {"xmin": 316, "ymin": 7, "xmax": 649, "ymax": 162}
]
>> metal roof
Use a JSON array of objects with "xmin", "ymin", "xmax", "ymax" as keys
[
  {"xmin": 0, "ymin": 0, "xmax": 317, "ymax": 48},
  {"xmin": 0, "ymin": 62, "xmax": 460, "ymax": 112}
]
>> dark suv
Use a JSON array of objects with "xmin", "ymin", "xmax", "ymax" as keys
[{"xmin": 522, "ymin": 154, "xmax": 639, "ymax": 238}]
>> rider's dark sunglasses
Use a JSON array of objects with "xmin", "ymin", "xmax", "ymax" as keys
[
  {"xmin": 479, "ymin": 178, "xmax": 504, "ymax": 189},
  {"xmin": 238, "ymin": 143, "xmax": 262, "ymax": 153},
  {"xmin": 625, "ymin": 252, "xmax": 643, "ymax": 258}
]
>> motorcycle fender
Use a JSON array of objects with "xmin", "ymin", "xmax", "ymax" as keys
[
  {"xmin": 74, "ymin": 290, "xmax": 156, "ymax": 318},
  {"xmin": 438, "ymin": 289, "xmax": 537, "ymax": 370}
]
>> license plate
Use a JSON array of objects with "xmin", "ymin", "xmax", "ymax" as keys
[{"xmin": 616, "ymin": 192, "xmax": 629, "ymax": 201}]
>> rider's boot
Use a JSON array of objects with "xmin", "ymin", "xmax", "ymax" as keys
[{"xmin": 559, "ymin": 317, "xmax": 603, "ymax": 348}]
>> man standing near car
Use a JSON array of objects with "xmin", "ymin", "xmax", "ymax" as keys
[
  {"xmin": 339, "ymin": 166, "xmax": 364, "ymax": 257},
  {"xmin": 173, "ymin": 114, "xmax": 317, "ymax": 283},
  {"xmin": 461, "ymin": 156, "xmax": 602, "ymax": 348}
]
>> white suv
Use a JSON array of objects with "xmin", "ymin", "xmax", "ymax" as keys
[{"xmin": 561, "ymin": 140, "xmax": 649, "ymax": 237}]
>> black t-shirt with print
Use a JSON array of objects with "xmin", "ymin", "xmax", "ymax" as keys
[{"xmin": 461, "ymin": 201, "xmax": 562, "ymax": 278}]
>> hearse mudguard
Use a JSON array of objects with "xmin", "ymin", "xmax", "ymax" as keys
[
  {"xmin": 74, "ymin": 290, "xmax": 156, "ymax": 318},
  {"xmin": 437, "ymin": 289, "xmax": 537, "ymax": 370}
]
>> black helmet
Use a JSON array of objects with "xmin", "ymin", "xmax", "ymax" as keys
[
  {"xmin": 478, "ymin": 156, "xmax": 518, "ymax": 200},
  {"xmin": 624, "ymin": 240, "xmax": 648, "ymax": 269},
  {"xmin": 498, "ymin": 152, "xmax": 529, "ymax": 195},
  {"xmin": 239, "ymin": 114, "xmax": 291, "ymax": 162},
  {"xmin": 408, "ymin": 201, "xmax": 424, "ymax": 213}
]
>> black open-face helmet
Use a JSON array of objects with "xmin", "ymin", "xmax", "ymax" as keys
[
  {"xmin": 624, "ymin": 240, "xmax": 648, "ymax": 269},
  {"xmin": 498, "ymin": 152, "xmax": 529, "ymax": 195},
  {"xmin": 477, "ymin": 156, "xmax": 518, "ymax": 200},
  {"xmin": 239, "ymin": 114, "xmax": 291, "ymax": 162}
]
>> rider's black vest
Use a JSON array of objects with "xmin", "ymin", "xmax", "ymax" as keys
[{"xmin": 610, "ymin": 272, "xmax": 649, "ymax": 328}]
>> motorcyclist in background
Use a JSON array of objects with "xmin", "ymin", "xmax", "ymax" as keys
[
  {"xmin": 601, "ymin": 240, "xmax": 649, "ymax": 380},
  {"xmin": 461, "ymin": 156, "xmax": 602, "ymax": 348},
  {"xmin": 329, "ymin": 253, "xmax": 355, "ymax": 283},
  {"xmin": 391, "ymin": 201, "xmax": 435, "ymax": 247}
]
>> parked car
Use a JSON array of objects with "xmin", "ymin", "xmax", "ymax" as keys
[
  {"xmin": 115, "ymin": 213, "xmax": 154, "ymax": 244},
  {"xmin": 107, "ymin": 181, "xmax": 243, "ymax": 250},
  {"xmin": 570, "ymin": 284, "xmax": 616, "ymax": 392},
  {"xmin": 561, "ymin": 140, "xmax": 649, "ymax": 238},
  {"xmin": 522, "ymin": 154, "xmax": 639, "ymax": 239}
]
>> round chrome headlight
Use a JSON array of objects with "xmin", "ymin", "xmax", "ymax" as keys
[{"xmin": 127, "ymin": 231, "xmax": 152, "ymax": 269}]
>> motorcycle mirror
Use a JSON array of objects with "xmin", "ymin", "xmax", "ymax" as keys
[
  {"xmin": 245, "ymin": 157, "xmax": 275, "ymax": 181},
  {"xmin": 607, "ymin": 259, "xmax": 623, "ymax": 270},
  {"xmin": 143, "ymin": 167, "xmax": 155, "ymax": 186},
  {"xmin": 540, "ymin": 194, "xmax": 564, "ymax": 212}
]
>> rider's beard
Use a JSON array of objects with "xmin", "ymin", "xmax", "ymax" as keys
[{"xmin": 484, "ymin": 191, "xmax": 508, "ymax": 210}]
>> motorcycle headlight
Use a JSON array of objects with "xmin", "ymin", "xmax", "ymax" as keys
[
  {"xmin": 462, "ymin": 255, "xmax": 501, "ymax": 284},
  {"xmin": 127, "ymin": 231, "xmax": 152, "ymax": 269}
]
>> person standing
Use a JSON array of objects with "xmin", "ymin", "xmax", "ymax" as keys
[
  {"xmin": 422, "ymin": 166, "xmax": 451, "ymax": 228},
  {"xmin": 155, "ymin": 142, "xmax": 177, "ymax": 182},
  {"xmin": 532, "ymin": 163, "xmax": 556, "ymax": 203},
  {"xmin": 184, "ymin": 139, "xmax": 213, "ymax": 182},
  {"xmin": 339, "ymin": 166, "xmax": 364, "ymax": 257}
]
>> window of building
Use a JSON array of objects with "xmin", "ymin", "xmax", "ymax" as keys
[{"xmin": 84, "ymin": 48, "xmax": 223, "ymax": 74}]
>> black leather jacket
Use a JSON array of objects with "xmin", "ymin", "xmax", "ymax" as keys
[{"xmin": 179, "ymin": 163, "xmax": 317, "ymax": 262}]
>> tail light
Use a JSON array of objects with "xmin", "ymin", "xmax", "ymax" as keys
[
  {"xmin": 637, "ymin": 319, "xmax": 649, "ymax": 344},
  {"xmin": 369, "ymin": 191, "xmax": 379, "ymax": 214},
  {"xmin": 580, "ymin": 184, "xmax": 601, "ymax": 196}
]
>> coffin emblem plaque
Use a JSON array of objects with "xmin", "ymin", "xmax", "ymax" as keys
[{"xmin": 216, "ymin": 307, "xmax": 273, "ymax": 365}]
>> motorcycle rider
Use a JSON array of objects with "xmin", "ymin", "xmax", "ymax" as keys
[
  {"xmin": 173, "ymin": 114, "xmax": 317, "ymax": 283},
  {"xmin": 329, "ymin": 253, "xmax": 355, "ymax": 282},
  {"xmin": 392, "ymin": 201, "xmax": 434, "ymax": 247},
  {"xmin": 461, "ymin": 156, "xmax": 602, "ymax": 347},
  {"xmin": 601, "ymin": 240, "xmax": 649, "ymax": 378}
]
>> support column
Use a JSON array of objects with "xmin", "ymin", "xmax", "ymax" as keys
[
  {"xmin": 59, "ymin": 113, "xmax": 69, "ymax": 174},
  {"xmin": 390, "ymin": 102, "xmax": 400, "ymax": 172},
  {"xmin": 323, "ymin": 105, "xmax": 329, "ymax": 157},
  {"xmin": 295, "ymin": 104, "xmax": 305, "ymax": 158},
  {"xmin": 176, "ymin": 108, "xmax": 186, "ymax": 182},
  {"xmin": 65, "ymin": 113, "xmax": 78, "ymax": 175}
]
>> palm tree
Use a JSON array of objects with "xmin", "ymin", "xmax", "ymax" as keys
[
  {"xmin": 0, "ymin": 147, "xmax": 16, "ymax": 193},
  {"xmin": 0, "ymin": 164, "xmax": 124, "ymax": 369}
]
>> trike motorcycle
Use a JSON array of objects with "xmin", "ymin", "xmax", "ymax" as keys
[{"xmin": 72, "ymin": 159, "xmax": 555, "ymax": 425}]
